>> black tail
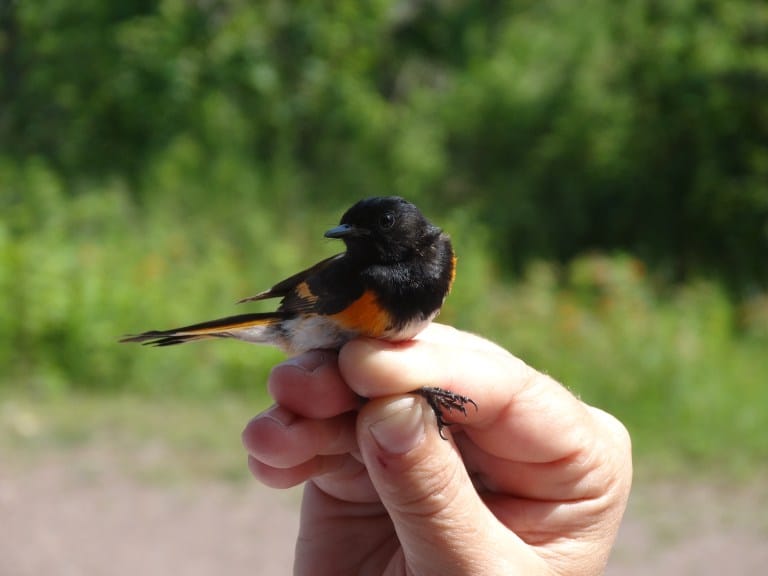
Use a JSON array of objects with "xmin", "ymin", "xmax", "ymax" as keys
[{"xmin": 119, "ymin": 312, "xmax": 287, "ymax": 346}]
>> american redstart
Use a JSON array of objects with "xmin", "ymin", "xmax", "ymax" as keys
[{"xmin": 121, "ymin": 196, "xmax": 476, "ymax": 435}]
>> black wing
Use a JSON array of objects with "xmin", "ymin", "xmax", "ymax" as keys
[{"xmin": 237, "ymin": 253, "xmax": 344, "ymax": 304}]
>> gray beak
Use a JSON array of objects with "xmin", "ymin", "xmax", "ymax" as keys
[{"xmin": 324, "ymin": 224, "xmax": 357, "ymax": 239}]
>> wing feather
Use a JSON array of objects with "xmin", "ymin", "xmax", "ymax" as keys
[{"xmin": 237, "ymin": 253, "xmax": 344, "ymax": 304}]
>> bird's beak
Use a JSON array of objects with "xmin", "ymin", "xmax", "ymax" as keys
[{"xmin": 324, "ymin": 224, "xmax": 359, "ymax": 239}]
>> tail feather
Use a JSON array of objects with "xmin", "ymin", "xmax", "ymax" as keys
[{"xmin": 119, "ymin": 312, "xmax": 286, "ymax": 346}]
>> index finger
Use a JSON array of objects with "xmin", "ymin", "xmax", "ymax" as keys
[{"xmin": 338, "ymin": 323, "xmax": 594, "ymax": 464}]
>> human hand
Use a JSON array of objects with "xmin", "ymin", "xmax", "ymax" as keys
[{"xmin": 242, "ymin": 323, "xmax": 632, "ymax": 575}]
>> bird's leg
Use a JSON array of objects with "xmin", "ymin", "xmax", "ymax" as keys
[{"xmin": 416, "ymin": 387, "xmax": 477, "ymax": 440}]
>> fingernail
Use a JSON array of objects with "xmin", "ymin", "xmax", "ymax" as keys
[
  {"xmin": 369, "ymin": 397, "xmax": 425, "ymax": 455},
  {"xmin": 263, "ymin": 405, "xmax": 296, "ymax": 428},
  {"xmin": 285, "ymin": 350, "xmax": 329, "ymax": 373}
]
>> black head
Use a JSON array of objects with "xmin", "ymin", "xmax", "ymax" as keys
[{"xmin": 325, "ymin": 196, "xmax": 441, "ymax": 263}]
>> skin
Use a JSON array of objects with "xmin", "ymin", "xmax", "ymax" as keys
[{"xmin": 242, "ymin": 323, "xmax": 633, "ymax": 576}]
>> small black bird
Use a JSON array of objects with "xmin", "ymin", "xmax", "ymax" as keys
[{"xmin": 121, "ymin": 196, "xmax": 476, "ymax": 435}]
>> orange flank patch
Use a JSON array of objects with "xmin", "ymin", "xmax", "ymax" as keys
[
  {"xmin": 449, "ymin": 255, "xmax": 457, "ymax": 292},
  {"xmin": 330, "ymin": 290, "xmax": 392, "ymax": 337}
]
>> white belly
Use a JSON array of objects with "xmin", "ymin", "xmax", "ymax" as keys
[{"xmin": 232, "ymin": 308, "xmax": 440, "ymax": 356}]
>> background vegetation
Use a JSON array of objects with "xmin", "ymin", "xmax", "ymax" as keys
[{"xmin": 1, "ymin": 0, "xmax": 767, "ymax": 475}]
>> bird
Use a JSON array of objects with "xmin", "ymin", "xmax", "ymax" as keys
[{"xmin": 121, "ymin": 196, "xmax": 476, "ymax": 436}]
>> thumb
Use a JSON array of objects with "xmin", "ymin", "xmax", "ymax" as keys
[{"xmin": 357, "ymin": 395, "xmax": 495, "ymax": 574}]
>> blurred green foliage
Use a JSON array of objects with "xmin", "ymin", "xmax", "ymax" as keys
[
  {"xmin": 2, "ymin": 0, "xmax": 766, "ymax": 286},
  {"xmin": 1, "ymin": 1, "xmax": 767, "ymax": 471}
]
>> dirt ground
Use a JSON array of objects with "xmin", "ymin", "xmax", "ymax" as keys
[{"xmin": 1, "ymin": 452, "xmax": 766, "ymax": 575}]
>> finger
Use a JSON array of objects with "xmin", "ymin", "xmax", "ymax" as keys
[
  {"xmin": 242, "ymin": 405, "xmax": 357, "ymax": 469},
  {"xmin": 247, "ymin": 446, "xmax": 376, "ymax": 503},
  {"xmin": 340, "ymin": 324, "xmax": 593, "ymax": 464},
  {"xmin": 308, "ymin": 455, "xmax": 380, "ymax": 504},
  {"xmin": 458, "ymin": 405, "xmax": 633, "ymax": 501},
  {"xmin": 247, "ymin": 453, "xmax": 353, "ymax": 489},
  {"xmin": 268, "ymin": 349, "xmax": 360, "ymax": 419},
  {"xmin": 357, "ymin": 394, "xmax": 546, "ymax": 574}
]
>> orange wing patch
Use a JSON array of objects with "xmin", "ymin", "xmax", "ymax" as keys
[
  {"xmin": 295, "ymin": 281, "xmax": 318, "ymax": 303},
  {"xmin": 330, "ymin": 290, "xmax": 392, "ymax": 337}
]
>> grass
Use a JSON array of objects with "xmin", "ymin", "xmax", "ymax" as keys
[
  {"xmin": 0, "ymin": 391, "xmax": 271, "ymax": 484},
  {"xmin": 1, "ymin": 171, "xmax": 767, "ymax": 479},
  {"xmin": 478, "ymin": 256, "xmax": 768, "ymax": 477}
]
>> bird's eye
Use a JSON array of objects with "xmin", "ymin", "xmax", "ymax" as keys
[{"xmin": 379, "ymin": 212, "xmax": 395, "ymax": 230}]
